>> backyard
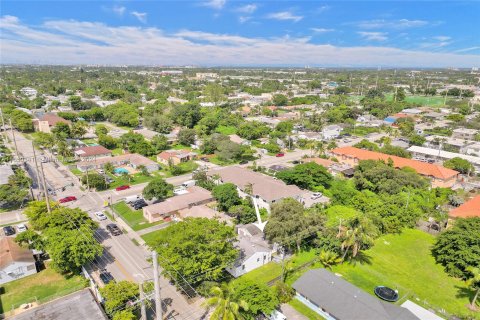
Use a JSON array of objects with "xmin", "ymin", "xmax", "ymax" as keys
[
  {"xmin": 111, "ymin": 201, "xmax": 163, "ymax": 231},
  {"xmin": 0, "ymin": 265, "xmax": 87, "ymax": 314},
  {"xmin": 331, "ymin": 229, "xmax": 477, "ymax": 319}
]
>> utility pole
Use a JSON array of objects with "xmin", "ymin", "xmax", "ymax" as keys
[
  {"xmin": 152, "ymin": 251, "xmax": 163, "ymax": 320},
  {"xmin": 139, "ymin": 282, "xmax": 147, "ymax": 320},
  {"xmin": 85, "ymin": 167, "xmax": 90, "ymax": 191},
  {"xmin": 31, "ymin": 141, "xmax": 41, "ymax": 189},
  {"xmin": 9, "ymin": 119, "xmax": 19, "ymax": 159},
  {"xmin": 40, "ymin": 162, "xmax": 51, "ymax": 213},
  {"xmin": 0, "ymin": 108, "xmax": 6, "ymax": 144}
]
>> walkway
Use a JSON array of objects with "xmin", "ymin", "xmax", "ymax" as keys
[{"xmin": 136, "ymin": 221, "xmax": 172, "ymax": 236}]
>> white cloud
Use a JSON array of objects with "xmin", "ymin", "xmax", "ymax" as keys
[
  {"xmin": 236, "ymin": 4, "xmax": 257, "ymax": 14},
  {"xmin": 202, "ymin": 0, "xmax": 226, "ymax": 10},
  {"xmin": 316, "ymin": 5, "xmax": 330, "ymax": 13},
  {"xmin": 267, "ymin": 11, "xmax": 303, "ymax": 22},
  {"xmin": 131, "ymin": 11, "xmax": 147, "ymax": 23},
  {"xmin": 1, "ymin": 16, "xmax": 479, "ymax": 68},
  {"xmin": 112, "ymin": 5, "xmax": 126, "ymax": 16},
  {"xmin": 311, "ymin": 28, "xmax": 334, "ymax": 33},
  {"xmin": 455, "ymin": 46, "xmax": 480, "ymax": 53},
  {"xmin": 239, "ymin": 16, "xmax": 251, "ymax": 24},
  {"xmin": 433, "ymin": 36, "xmax": 451, "ymax": 41},
  {"xmin": 356, "ymin": 19, "xmax": 429, "ymax": 29},
  {"xmin": 358, "ymin": 31, "xmax": 388, "ymax": 41}
]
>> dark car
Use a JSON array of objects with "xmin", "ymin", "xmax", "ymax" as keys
[
  {"xmin": 200, "ymin": 157, "xmax": 210, "ymax": 162},
  {"xmin": 3, "ymin": 226, "xmax": 15, "ymax": 236},
  {"xmin": 115, "ymin": 185, "xmax": 130, "ymax": 191},
  {"xmin": 99, "ymin": 269, "xmax": 115, "ymax": 284},
  {"xmin": 106, "ymin": 224, "xmax": 122, "ymax": 236},
  {"xmin": 239, "ymin": 160, "xmax": 248, "ymax": 165},
  {"xmin": 132, "ymin": 199, "xmax": 148, "ymax": 210}
]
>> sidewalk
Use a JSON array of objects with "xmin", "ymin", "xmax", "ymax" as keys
[
  {"xmin": 0, "ymin": 209, "xmax": 27, "ymax": 226},
  {"xmin": 136, "ymin": 221, "xmax": 172, "ymax": 236}
]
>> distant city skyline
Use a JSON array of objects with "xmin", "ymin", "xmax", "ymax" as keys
[{"xmin": 1, "ymin": 1, "xmax": 479, "ymax": 67}]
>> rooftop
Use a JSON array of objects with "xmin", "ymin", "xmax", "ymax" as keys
[
  {"xmin": 331, "ymin": 146, "xmax": 459, "ymax": 180},
  {"xmin": 0, "ymin": 165, "xmax": 15, "ymax": 185},
  {"xmin": 36, "ymin": 113, "xmax": 71, "ymax": 126},
  {"xmin": 293, "ymin": 269, "xmax": 418, "ymax": 320},
  {"xmin": 74, "ymin": 145, "xmax": 112, "ymax": 157},
  {"xmin": 11, "ymin": 289, "xmax": 108, "ymax": 320},
  {"xmin": 209, "ymin": 166, "xmax": 305, "ymax": 202},
  {"xmin": 449, "ymin": 195, "xmax": 480, "ymax": 218},
  {"xmin": 77, "ymin": 153, "xmax": 157, "ymax": 168},
  {"xmin": 0, "ymin": 237, "xmax": 35, "ymax": 269}
]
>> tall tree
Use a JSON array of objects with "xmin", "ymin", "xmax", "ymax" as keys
[
  {"xmin": 264, "ymin": 198, "xmax": 324, "ymax": 252},
  {"xmin": 276, "ymin": 162, "xmax": 333, "ymax": 190},
  {"xmin": 337, "ymin": 216, "xmax": 378, "ymax": 260},
  {"xmin": 203, "ymin": 283, "xmax": 248, "ymax": 320},
  {"xmin": 465, "ymin": 266, "xmax": 480, "ymax": 310},
  {"xmin": 142, "ymin": 177, "xmax": 173, "ymax": 201},
  {"xmin": 212, "ymin": 183, "xmax": 242, "ymax": 212}
]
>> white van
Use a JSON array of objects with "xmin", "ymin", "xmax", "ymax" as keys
[
  {"xmin": 268, "ymin": 310, "xmax": 286, "ymax": 320},
  {"xmin": 125, "ymin": 195, "xmax": 141, "ymax": 204},
  {"xmin": 181, "ymin": 180, "xmax": 196, "ymax": 188}
]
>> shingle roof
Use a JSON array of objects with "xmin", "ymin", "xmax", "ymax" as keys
[
  {"xmin": 331, "ymin": 146, "xmax": 458, "ymax": 180},
  {"xmin": 0, "ymin": 237, "xmax": 35, "ymax": 269},
  {"xmin": 292, "ymin": 269, "xmax": 419, "ymax": 320},
  {"xmin": 208, "ymin": 166, "xmax": 305, "ymax": 202},
  {"xmin": 77, "ymin": 153, "xmax": 157, "ymax": 168},
  {"xmin": 449, "ymin": 195, "xmax": 480, "ymax": 218},
  {"xmin": 303, "ymin": 157, "xmax": 335, "ymax": 168},
  {"xmin": 38, "ymin": 114, "xmax": 71, "ymax": 126}
]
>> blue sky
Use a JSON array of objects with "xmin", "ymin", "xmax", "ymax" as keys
[{"xmin": 1, "ymin": 1, "xmax": 480, "ymax": 67}]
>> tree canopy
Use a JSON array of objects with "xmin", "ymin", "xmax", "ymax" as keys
[
  {"xmin": 142, "ymin": 177, "xmax": 173, "ymax": 201},
  {"xmin": 276, "ymin": 162, "xmax": 333, "ymax": 190}
]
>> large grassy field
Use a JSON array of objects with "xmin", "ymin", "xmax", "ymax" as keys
[
  {"xmin": 0, "ymin": 266, "xmax": 86, "ymax": 314},
  {"xmin": 111, "ymin": 201, "xmax": 162, "ymax": 231},
  {"xmin": 350, "ymin": 94, "xmax": 449, "ymax": 107},
  {"xmin": 331, "ymin": 229, "xmax": 478, "ymax": 319}
]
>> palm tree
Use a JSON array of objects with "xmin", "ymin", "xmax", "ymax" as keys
[
  {"xmin": 203, "ymin": 283, "xmax": 248, "ymax": 320},
  {"xmin": 318, "ymin": 250, "xmax": 342, "ymax": 269},
  {"xmin": 337, "ymin": 216, "xmax": 378, "ymax": 261},
  {"xmin": 466, "ymin": 266, "xmax": 480, "ymax": 310}
]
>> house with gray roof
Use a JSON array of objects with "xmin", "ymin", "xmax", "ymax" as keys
[{"xmin": 292, "ymin": 269, "xmax": 419, "ymax": 320}]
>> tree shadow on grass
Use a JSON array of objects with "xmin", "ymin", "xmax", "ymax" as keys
[
  {"xmin": 455, "ymin": 285, "xmax": 478, "ymax": 309},
  {"xmin": 347, "ymin": 251, "xmax": 373, "ymax": 266}
]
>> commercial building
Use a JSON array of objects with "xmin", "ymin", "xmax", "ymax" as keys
[
  {"xmin": 407, "ymin": 146, "xmax": 480, "ymax": 172},
  {"xmin": 292, "ymin": 269, "xmax": 419, "ymax": 320},
  {"xmin": 449, "ymin": 195, "xmax": 480, "ymax": 219},
  {"xmin": 330, "ymin": 146, "xmax": 459, "ymax": 188}
]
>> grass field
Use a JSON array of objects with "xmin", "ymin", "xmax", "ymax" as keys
[
  {"xmin": 141, "ymin": 227, "xmax": 166, "ymax": 245},
  {"xmin": 289, "ymin": 299, "xmax": 325, "ymax": 320},
  {"xmin": 215, "ymin": 125, "xmax": 237, "ymax": 135},
  {"xmin": 331, "ymin": 229, "xmax": 478, "ymax": 319},
  {"xmin": 107, "ymin": 172, "xmax": 157, "ymax": 189},
  {"xmin": 350, "ymin": 94, "xmax": 449, "ymax": 107},
  {"xmin": 0, "ymin": 266, "xmax": 86, "ymax": 314},
  {"xmin": 111, "ymin": 201, "xmax": 162, "ymax": 231}
]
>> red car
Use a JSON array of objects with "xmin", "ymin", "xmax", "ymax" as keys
[
  {"xmin": 115, "ymin": 185, "xmax": 130, "ymax": 191},
  {"xmin": 59, "ymin": 196, "xmax": 77, "ymax": 203},
  {"xmin": 275, "ymin": 153, "xmax": 285, "ymax": 157}
]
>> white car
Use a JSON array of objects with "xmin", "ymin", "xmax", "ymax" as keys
[
  {"xmin": 94, "ymin": 211, "xmax": 108, "ymax": 221},
  {"xmin": 311, "ymin": 192, "xmax": 323, "ymax": 200},
  {"xmin": 17, "ymin": 224, "xmax": 28, "ymax": 233}
]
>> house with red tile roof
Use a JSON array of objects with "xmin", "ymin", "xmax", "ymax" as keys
[
  {"xmin": 33, "ymin": 113, "xmax": 71, "ymax": 133},
  {"xmin": 74, "ymin": 145, "xmax": 112, "ymax": 161},
  {"xmin": 449, "ymin": 195, "xmax": 480, "ymax": 219},
  {"xmin": 157, "ymin": 149, "xmax": 197, "ymax": 166},
  {"xmin": 330, "ymin": 146, "xmax": 459, "ymax": 188}
]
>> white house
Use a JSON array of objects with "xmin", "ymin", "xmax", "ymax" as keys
[
  {"xmin": 227, "ymin": 224, "xmax": 275, "ymax": 278},
  {"xmin": 20, "ymin": 87, "xmax": 38, "ymax": 97},
  {"xmin": 322, "ymin": 125, "xmax": 343, "ymax": 140},
  {"xmin": 0, "ymin": 237, "xmax": 37, "ymax": 285}
]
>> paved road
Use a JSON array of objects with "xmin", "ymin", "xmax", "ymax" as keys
[{"xmin": 5, "ymin": 129, "xmax": 205, "ymax": 320}]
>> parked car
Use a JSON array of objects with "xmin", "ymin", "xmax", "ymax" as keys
[
  {"xmin": 99, "ymin": 269, "xmax": 115, "ymax": 284},
  {"xmin": 94, "ymin": 211, "xmax": 107, "ymax": 221},
  {"xmin": 275, "ymin": 153, "xmax": 285, "ymax": 157},
  {"xmin": 292, "ymin": 160, "xmax": 300, "ymax": 164},
  {"xmin": 239, "ymin": 160, "xmax": 248, "ymax": 165},
  {"xmin": 106, "ymin": 224, "xmax": 122, "ymax": 236},
  {"xmin": 311, "ymin": 192, "xmax": 323, "ymax": 200},
  {"xmin": 59, "ymin": 196, "xmax": 77, "ymax": 203},
  {"xmin": 3, "ymin": 226, "xmax": 15, "ymax": 236},
  {"xmin": 115, "ymin": 185, "xmax": 130, "ymax": 191},
  {"xmin": 200, "ymin": 157, "xmax": 210, "ymax": 162},
  {"xmin": 16, "ymin": 224, "xmax": 28, "ymax": 233},
  {"xmin": 125, "ymin": 195, "xmax": 141, "ymax": 203},
  {"xmin": 132, "ymin": 199, "xmax": 148, "ymax": 210}
]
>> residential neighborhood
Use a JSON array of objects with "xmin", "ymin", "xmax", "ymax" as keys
[{"xmin": 1, "ymin": 1, "xmax": 480, "ymax": 319}]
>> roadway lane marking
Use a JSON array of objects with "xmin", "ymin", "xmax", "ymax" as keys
[{"xmin": 114, "ymin": 259, "xmax": 134, "ymax": 281}]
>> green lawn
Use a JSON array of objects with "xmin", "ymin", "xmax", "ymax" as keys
[
  {"xmin": 343, "ymin": 126, "xmax": 380, "ymax": 137},
  {"xmin": 107, "ymin": 172, "xmax": 158, "ymax": 189},
  {"xmin": 215, "ymin": 125, "xmax": 237, "ymax": 135},
  {"xmin": 351, "ymin": 94, "xmax": 449, "ymax": 107},
  {"xmin": 141, "ymin": 228, "xmax": 167, "ymax": 245},
  {"xmin": 0, "ymin": 265, "xmax": 87, "ymax": 314},
  {"xmin": 331, "ymin": 229, "xmax": 478, "ymax": 319},
  {"xmin": 111, "ymin": 201, "xmax": 163, "ymax": 231},
  {"xmin": 289, "ymin": 299, "xmax": 325, "ymax": 320}
]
